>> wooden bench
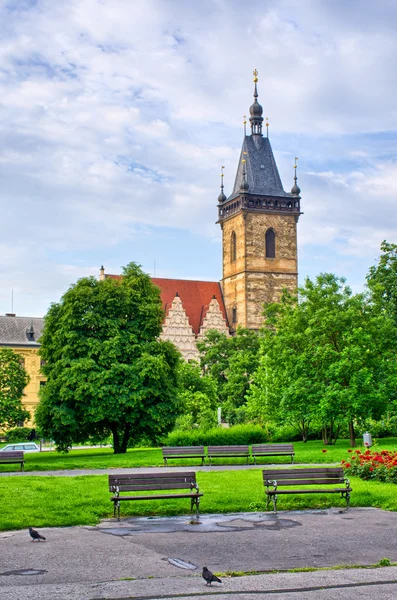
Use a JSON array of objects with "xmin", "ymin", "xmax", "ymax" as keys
[
  {"xmin": 207, "ymin": 445, "xmax": 250, "ymax": 466},
  {"xmin": 109, "ymin": 472, "xmax": 203, "ymax": 520},
  {"xmin": 263, "ymin": 467, "xmax": 352, "ymax": 512},
  {"xmin": 162, "ymin": 446, "xmax": 205, "ymax": 466},
  {"xmin": 0, "ymin": 451, "xmax": 25, "ymax": 471},
  {"xmin": 252, "ymin": 444, "xmax": 295, "ymax": 465}
]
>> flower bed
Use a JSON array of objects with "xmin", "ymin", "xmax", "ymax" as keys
[{"xmin": 342, "ymin": 449, "xmax": 397, "ymax": 484}]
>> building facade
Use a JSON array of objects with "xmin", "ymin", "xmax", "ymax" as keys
[{"xmin": 0, "ymin": 315, "xmax": 45, "ymax": 427}]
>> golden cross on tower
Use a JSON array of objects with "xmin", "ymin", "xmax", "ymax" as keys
[{"xmin": 253, "ymin": 69, "xmax": 258, "ymax": 82}]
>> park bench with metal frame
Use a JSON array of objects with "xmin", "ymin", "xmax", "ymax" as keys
[
  {"xmin": 0, "ymin": 451, "xmax": 25, "ymax": 471},
  {"xmin": 207, "ymin": 445, "xmax": 250, "ymax": 466},
  {"xmin": 252, "ymin": 444, "xmax": 295, "ymax": 465},
  {"xmin": 109, "ymin": 472, "xmax": 202, "ymax": 520},
  {"xmin": 263, "ymin": 467, "xmax": 352, "ymax": 512},
  {"xmin": 162, "ymin": 446, "xmax": 205, "ymax": 466}
]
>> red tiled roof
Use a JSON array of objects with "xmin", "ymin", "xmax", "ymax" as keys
[
  {"xmin": 105, "ymin": 274, "xmax": 228, "ymax": 335},
  {"xmin": 152, "ymin": 278, "xmax": 228, "ymax": 335}
]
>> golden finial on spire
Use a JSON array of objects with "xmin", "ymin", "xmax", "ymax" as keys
[
  {"xmin": 266, "ymin": 117, "xmax": 269, "ymax": 138},
  {"xmin": 242, "ymin": 159, "xmax": 246, "ymax": 164},
  {"xmin": 253, "ymin": 69, "xmax": 258, "ymax": 83},
  {"xmin": 221, "ymin": 165, "xmax": 225, "ymax": 178},
  {"xmin": 294, "ymin": 157, "xmax": 298, "ymax": 169}
]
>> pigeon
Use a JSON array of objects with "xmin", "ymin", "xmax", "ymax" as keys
[
  {"xmin": 29, "ymin": 527, "xmax": 46, "ymax": 542},
  {"xmin": 202, "ymin": 566, "xmax": 222, "ymax": 586}
]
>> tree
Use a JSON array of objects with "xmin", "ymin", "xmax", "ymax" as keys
[
  {"xmin": 35, "ymin": 263, "xmax": 181, "ymax": 453},
  {"xmin": 367, "ymin": 241, "xmax": 397, "ymax": 325},
  {"xmin": 176, "ymin": 361, "xmax": 218, "ymax": 429},
  {"xmin": 196, "ymin": 327, "xmax": 261, "ymax": 423},
  {"xmin": 0, "ymin": 349, "xmax": 30, "ymax": 430},
  {"xmin": 250, "ymin": 274, "xmax": 397, "ymax": 445}
]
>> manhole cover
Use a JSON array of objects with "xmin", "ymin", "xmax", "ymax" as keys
[
  {"xmin": 0, "ymin": 569, "xmax": 47, "ymax": 576},
  {"xmin": 167, "ymin": 558, "xmax": 198, "ymax": 570}
]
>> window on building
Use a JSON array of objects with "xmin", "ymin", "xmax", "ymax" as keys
[
  {"xmin": 231, "ymin": 231, "xmax": 237, "ymax": 262},
  {"xmin": 265, "ymin": 228, "xmax": 276, "ymax": 258},
  {"xmin": 232, "ymin": 307, "xmax": 237, "ymax": 323}
]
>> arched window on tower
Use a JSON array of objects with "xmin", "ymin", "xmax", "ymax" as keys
[
  {"xmin": 265, "ymin": 228, "xmax": 276, "ymax": 258},
  {"xmin": 231, "ymin": 231, "xmax": 237, "ymax": 262}
]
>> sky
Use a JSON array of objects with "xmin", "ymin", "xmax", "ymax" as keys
[{"xmin": 1, "ymin": 0, "xmax": 397, "ymax": 317}]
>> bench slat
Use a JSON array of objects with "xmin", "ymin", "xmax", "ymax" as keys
[
  {"xmin": 263, "ymin": 468, "xmax": 343, "ymax": 477},
  {"xmin": 265, "ymin": 478, "xmax": 344, "ymax": 486},
  {"xmin": 111, "ymin": 493, "xmax": 203, "ymax": 501},
  {"xmin": 208, "ymin": 446, "xmax": 249, "ymax": 451},
  {"xmin": 266, "ymin": 488, "xmax": 351, "ymax": 495},
  {"xmin": 162, "ymin": 446, "xmax": 205, "ymax": 455},
  {"xmin": 110, "ymin": 480, "xmax": 195, "ymax": 492}
]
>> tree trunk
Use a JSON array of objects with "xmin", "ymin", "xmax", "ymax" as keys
[
  {"xmin": 111, "ymin": 424, "xmax": 122, "ymax": 454},
  {"xmin": 349, "ymin": 419, "xmax": 356, "ymax": 447},
  {"xmin": 120, "ymin": 423, "xmax": 132, "ymax": 453},
  {"xmin": 322, "ymin": 425, "xmax": 329, "ymax": 445}
]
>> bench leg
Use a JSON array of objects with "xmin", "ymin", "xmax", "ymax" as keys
[
  {"xmin": 201, "ymin": 457, "xmax": 204, "ymax": 466},
  {"xmin": 21, "ymin": 462, "xmax": 24, "ymax": 472},
  {"xmin": 266, "ymin": 494, "xmax": 271, "ymax": 511},
  {"xmin": 272, "ymin": 494, "xmax": 277, "ymax": 512},
  {"xmin": 191, "ymin": 495, "xmax": 200, "ymax": 518},
  {"xmin": 113, "ymin": 500, "xmax": 120, "ymax": 520},
  {"xmin": 342, "ymin": 490, "xmax": 351, "ymax": 510},
  {"xmin": 164, "ymin": 458, "xmax": 167, "ymax": 467}
]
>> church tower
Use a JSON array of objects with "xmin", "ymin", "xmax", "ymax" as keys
[{"xmin": 218, "ymin": 70, "xmax": 302, "ymax": 332}]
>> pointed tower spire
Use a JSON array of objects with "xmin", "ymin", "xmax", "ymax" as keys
[
  {"xmin": 240, "ymin": 155, "xmax": 249, "ymax": 192},
  {"xmin": 249, "ymin": 69, "xmax": 263, "ymax": 135},
  {"xmin": 291, "ymin": 157, "xmax": 301, "ymax": 196},
  {"xmin": 218, "ymin": 166, "xmax": 227, "ymax": 202}
]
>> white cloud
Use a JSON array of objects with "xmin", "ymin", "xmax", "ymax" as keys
[{"xmin": 1, "ymin": 0, "xmax": 397, "ymax": 315}]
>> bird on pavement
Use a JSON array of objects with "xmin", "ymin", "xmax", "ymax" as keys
[
  {"xmin": 29, "ymin": 527, "xmax": 46, "ymax": 542},
  {"xmin": 202, "ymin": 566, "xmax": 222, "ymax": 586}
]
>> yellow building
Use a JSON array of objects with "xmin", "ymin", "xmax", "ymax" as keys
[{"xmin": 0, "ymin": 314, "xmax": 45, "ymax": 426}]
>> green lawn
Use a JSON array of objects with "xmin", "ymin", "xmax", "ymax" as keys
[
  {"xmin": 1, "ymin": 470, "xmax": 397, "ymax": 532},
  {"xmin": 1, "ymin": 438, "xmax": 396, "ymax": 472}
]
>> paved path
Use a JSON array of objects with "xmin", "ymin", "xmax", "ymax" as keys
[
  {"xmin": 0, "ymin": 463, "xmax": 339, "ymax": 477},
  {"xmin": 1, "ymin": 508, "xmax": 397, "ymax": 600}
]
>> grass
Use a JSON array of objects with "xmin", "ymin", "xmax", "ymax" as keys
[
  {"xmin": 2, "ymin": 469, "xmax": 397, "ymax": 531},
  {"xmin": 1, "ymin": 437, "xmax": 397, "ymax": 473}
]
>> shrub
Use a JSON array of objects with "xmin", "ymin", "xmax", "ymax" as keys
[
  {"xmin": 5, "ymin": 427, "xmax": 36, "ymax": 442},
  {"xmin": 164, "ymin": 424, "xmax": 270, "ymax": 446}
]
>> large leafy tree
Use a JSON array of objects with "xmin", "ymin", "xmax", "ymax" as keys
[
  {"xmin": 249, "ymin": 274, "xmax": 397, "ymax": 445},
  {"xmin": 35, "ymin": 263, "xmax": 181, "ymax": 453},
  {"xmin": 196, "ymin": 327, "xmax": 260, "ymax": 423},
  {"xmin": 0, "ymin": 349, "xmax": 30, "ymax": 430}
]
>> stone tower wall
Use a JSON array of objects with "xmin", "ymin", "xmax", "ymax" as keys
[{"xmin": 221, "ymin": 210, "xmax": 298, "ymax": 331}]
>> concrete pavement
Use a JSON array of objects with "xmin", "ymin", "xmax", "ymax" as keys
[{"xmin": 1, "ymin": 508, "xmax": 397, "ymax": 600}]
